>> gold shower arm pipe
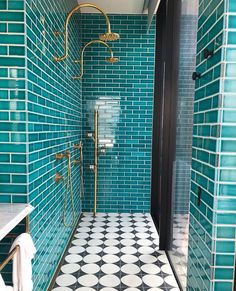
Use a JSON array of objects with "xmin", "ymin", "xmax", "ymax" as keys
[
  {"xmin": 73, "ymin": 40, "xmax": 114, "ymax": 80},
  {"xmin": 53, "ymin": 3, "xmax": 111, "ymax": 62}
]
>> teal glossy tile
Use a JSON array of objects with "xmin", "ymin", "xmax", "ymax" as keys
[
  {"xmin": 8, "ymin": 23, "xmax": 25, "ymax": 33},
  {"xmin": 0, "ymin": 195, "xmax": 11, "ymax": 203},
  {"xmin": 0, "ymin": 154, "xmax": 10, "ymax": 163},
  {"xmin": 0, "ymin": 1, "xmax": 6, "ymax": 9},
  {"xmin": 215, "ymin": 281, "xmax": 232, "ymax": 291},
  {"xmin": 0, "ymin": 133, "xmax": 9, "ymax": 142},
  {"xmin": 0, "ymin": 57, "xmax": 25, "ymax": 67},
  {"xmin": 221, "ymin": 140, "xmax": 236, "ymax": 152},
  {"xmin": 228, "ymin": 16, "xmax": 236, "ymax": 28},
  {"xmin": 9, "ymin": 46, "xmax": 25, "ymax": 56},
  {"xmin": 223, "ymin": 110, "xmax": 236, "ymax": 122},
  {"xmin": 12, "ymin": 195, "xmax": 27, "ymax": 203},
  {"xmin": 221, "ymin": 155, "xmax": 236, "ymax": 167},
  {"xmin": 0, "ymin": 185, "xmax": 27, "ymax": 194},
  {"xmin": 11, "ymin": 133, "xmax": 26, "ymax": 142},
  {"xmin": 0, "ymin": 46, "xmax": 7, "ymax": 55},
  {"xmin": 215, "ymin": 267, "xmax": 234, "ymax": 280},
  {"xmin": 216, "ymin": 240, "xmax": 235, "ymax": 253},
  {"xmin": 12, "ymin": 175, "xmax": 27, "ymax": 183},
  {"xmin": 229, "ymin": 0, "xmax": 236, "ymax": 12},
  {"xmin": 0, "ymin": 35, "xmax": 24, "ymax": 44},
  {"xmin": 226, "ymin": 48, "xmax": 236, "ymax": 62},
  {"xmin": 223, "ymin": 94, "xmax": 236, "ymax": 108},
  {"xmin": 216, "ymin": 254, "xmax": 235, "ymax": 266},
  {"xmin": 219, "ymin": 184, "xmax": 236, "ymax": 197},
  {"xmin": 224, "ymin": 79, "xmax": 236, "ymax": 93},
  {"xmin": 0, "ymin": 174, "xmax": 10, "ymax": 183},
  {"xmin": 220, "ymin": 170, "xmax": 236, "ymax": 182},
  {"xmin": 0, "ymin": 12, "xmax": 24, "ymax": 21},
  {"xmin": 217, "ymin": 212, "xmax": 236, "ymax": 224},
  {"xmin": 217, "ymin": 226, "xmax": 235, "ymax": 238},
  {"xmin": 11, "ymin": 154, "xmax": 26, "ymax": 163},
  {"xmin": 228, "ymin": 31, "xmax": 236, "ymax": 44},
  {"xmin": 222, "ymin": 125, "xmax": 236, "ymax": 137},
  {"xmin": 0, "ymin": 79, "xmax": 25, "ymax": 89},
  {"xmin": 8, "ymin": 1, "xmax": 24, "ymax": 10},
  {"xmin": 0, "ymin": 68, "xmax": 7, "ymax": 77},
  {"xmin": 0, "ymin": 23, "xmax": 7, "ymax": 32},
  {"xmin": 225, "ymin": 64, "xmax": 236, "ymax": 78}
]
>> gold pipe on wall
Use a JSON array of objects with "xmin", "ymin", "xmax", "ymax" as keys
[
  {"xmin": 73, "ymin": 40, "xmax": 119, "ymax": 79},
  {"xmin": 94, "ymin": 110, "xmax": 98, "ymax": 216},
  {"xmin": 53, "ymin": 3, "xmax": 120, "ymax": 62}
]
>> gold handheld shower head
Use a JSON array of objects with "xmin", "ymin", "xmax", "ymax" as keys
[
  {"xmin": 73, "ymin": 40, "xmax": 119, "ymax": 80},
  {"xmin": 100, "ymin": 32, "xmax": 120, "ymax": 42},
  {"xmin": 106, "ymin": 56, "xmax": 119, "ymax": 63}
]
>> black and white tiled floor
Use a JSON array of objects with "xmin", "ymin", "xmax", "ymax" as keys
[{"xmin": 52, "ymin": 213, "xmax": 180, "ymax": 291}]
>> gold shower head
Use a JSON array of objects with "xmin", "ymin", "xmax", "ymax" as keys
[
  {"xmin": 99, "ymin": 32, "xmax": 120, "ymax": 42},
  {"xmin": 106, "ymin": 56, "xmax": 119, "ymax": 63}
]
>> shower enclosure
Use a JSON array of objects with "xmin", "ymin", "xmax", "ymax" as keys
[{"xmin": 151, "ymin": 0, "xmax": 198, "ymax": 289}]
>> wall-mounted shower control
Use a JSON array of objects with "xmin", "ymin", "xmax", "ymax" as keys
[
  {"xmin": 55, "ymin": 172, "xmax": 64, "ymax": 183},
  {"xmin": 192, "ymin": 72, "xmax": 201, "ymax": 81},
  {"xmin": 204, "ymin": 48, "xmax": 214, "ymax": 59},
  {"xmin": 55, "ymin": 151, "xmax": 70, "ymax": 160},
  {"xmin": 73, "ymin": 159, "xmax": 80, "ymax": 165},
  {"xmin": 197, "ymin": 186, "xmax": 202, "ymax": 206}
]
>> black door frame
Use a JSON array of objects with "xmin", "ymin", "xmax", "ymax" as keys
[{"xmin": 151, "ymin": 0, "xmax": 181, "ymax": 250}]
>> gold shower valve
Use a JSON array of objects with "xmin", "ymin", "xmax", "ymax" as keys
[
  {"xmin": 74, "ymin": 143, "xmax": 82, "ymax": 149},
  {"xmin": 55, "ymin": 172, "xmax": 64, "ymax": 183},
  {"xmin": 55, "ymin": 153, "xmax": 64, "ymax": 160},
  {"xmin": 54, "ymin": 31, "xmax": 61, "ymax": 37},
  {"xmin": 73, "ymin": 159, "xmax": 80, "ymax": 165},
  {"xmin": 55, "ymin": 151, "xmax": 71, "ymax": 160}
]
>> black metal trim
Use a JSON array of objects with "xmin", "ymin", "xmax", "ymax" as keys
[{"xmin": 151, "ymin": 0, "xmax": 182, "ymax": 250}]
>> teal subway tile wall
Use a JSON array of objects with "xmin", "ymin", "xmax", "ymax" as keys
[
  {"xmin": 81, "ymin": 14, "xmax": 155, "ymax": 213},
  {"xmin": 187, "ymin": 0, "xmax": 236, "ymax": 290},
  {"xmin": 0, "ymin": 0, "xmax": 27, "ymax": 284},
  {"xmin": 0, "ymin": 0, "xmax": 27, "ymax": 203},
  {"xmin": 26, "ymin": 0, "xmax": 82, "ymax": 289},
  {"xmin": 0, "ymin": 0, "xmax": 82, "ymax": 289}
]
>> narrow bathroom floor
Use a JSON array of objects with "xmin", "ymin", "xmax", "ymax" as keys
[{"xmin": 52, "ymin": 213, "xmax": 180, "ymax": 291}]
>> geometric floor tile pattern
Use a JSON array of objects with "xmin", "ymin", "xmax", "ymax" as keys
[{"xmin": 51, "ymin": 213, "xmax": 180, "ymax": 291}]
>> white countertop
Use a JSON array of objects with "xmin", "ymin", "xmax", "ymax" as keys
[{"xmin": 0, "ymin": 203, "xmax": 34, "ymax": 241}]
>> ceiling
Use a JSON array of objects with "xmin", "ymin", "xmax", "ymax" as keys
[{"xmin": 77, "ymin": 0, "xmax": 148, "ymax": 14}]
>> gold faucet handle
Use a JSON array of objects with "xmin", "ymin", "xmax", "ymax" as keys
[
  {"xmin": 55, "ymin": 153, "xmax": 64, "ymax": 160},
  {"xmin": 74, "ymin": 143, "xmax": 82, "ymax": 149},
  {"xmin": 55, "ymin": 172, "xmax": 64, "ymax": 183},
  {"xmin": 73, "ymin": 159, "xmax": 80, "ymax": 165}
]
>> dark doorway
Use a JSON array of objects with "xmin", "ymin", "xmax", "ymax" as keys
[{"xmin": 151, "ymin": 0, "xmax": 181, "ymax": 249}]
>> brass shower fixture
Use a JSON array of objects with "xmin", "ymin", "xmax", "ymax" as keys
[
  {"xmin": 73, "ymin": 40, "xmax": 119, "ymax": 79},
  {"xmin": 53, "ymin": 3, "xmax": 120, "ymax": 62}
]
